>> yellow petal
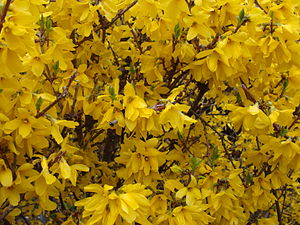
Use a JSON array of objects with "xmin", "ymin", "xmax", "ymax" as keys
[
  {"xmin": 4, "ymin": 119, "xmax": 21, "ymax": 134},
  {"xmin": 35, "ymin": 176, "xmax": 47, "ymax": 196},
  {"xmin": 59, "ymin": 159, "xmax": 71, "ymax": 179},
  {"xmin": 0, "ymin": 168, "xmax": 13, "ymax": 187},
  {"xmin": 120, "ymin": 193, "xmax": 139, "ymax": 210},
  {"xmin": 7, "ymin": 189, "xmax": 20, "ymax": 206},
  {"xmin": 248, "ymin": 104, "xmax": 259, "ymax": 115},
  {"xmin": 55, "ymin": 120, "xmax": 79, "ymax": 128},
  {"xmin": 176, "ymin": 187, "xmax": 187, "ymax": 199},
  {"xmin": 71, "ymin": 164, "xmax": 89, "ymax": 172},
  {"xmin": 32, "ymin": 60, "xmax": 45, "ymax": 76},
  {"xmin": 84, "ymin": 184, "xmax": 103, "ymax": 193},
  {"xmin": 51, "ymin": 125, "xmax": 63, "ymax": 144},
  {"xmin": 43, "ymin": 172, "xmax": 56, "ymax": 185},
  {"xmin": 207, "ymin": 52, "xmax": 218, "ymax": 72},
  {"xmin": 107, "ymin": 201, "xmax": 119, "ymax": 225},
  {"xmin": 19, "ymin": 123, "xmax": 31, "ymax": 138}
]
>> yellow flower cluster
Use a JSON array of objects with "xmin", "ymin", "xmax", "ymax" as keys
[{"xmin": 0, "ymin": 0, "xmax": 300, "ymax": 224}]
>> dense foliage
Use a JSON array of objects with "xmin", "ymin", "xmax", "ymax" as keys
[{"xmin": 0, "ymin": 0, "xmax": 300, "ymax": 224}]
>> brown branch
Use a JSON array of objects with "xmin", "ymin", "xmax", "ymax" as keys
[
  {"xmin": 187, "ymin": 82, "xmax": 209, "ymax": 116},
  {"xmin": 148, "ymin": 103, "xmax": 166, "ymax": 112},
  {"xmin": 254, "ymin": 0, "xmax": 267, "ymax": 14},
  {"xmin": 241, "ymin": 83, "xmax": 257, "ymax": 103},
  {"xmin": 0, "ymin": 0, "xmax": 12, "ymax": 34},
  {"xmin": 275, "ymin": 200, "xmax": 283, "ymax": 225},
  {"xmin": 107, "ymin": 39, "xmax": 120, "ymax": 66},
  {"xmin": 288, "ymin": 116, "xmax": 299, "ymax": 130},
  {"xmin": 75, "ymin": 0, "xmax": 138, "ymax": 45},
  {"xmin": 35, "ymin": 71, "xmax": 77, "ymax": 118},
  {"xmin": 48, "ymin": 150, "xmax": 66, "ymax": 168},
  {"xmin": 126, "ymin": 21, "xmax": 143, "ymax": 54},
  {"xmin": 191, "ymin": 110, "xmax": 246, "ymax": 186},
  {"xmin": 271, "ymin": 190, "xmax": 283, "ymax": 225},
  {"xmin": 106, "ymin": 0, "xmax": 138, "ymax": 28},
  {"xmin": 70, "ymin": 82, "xmax": 79, "ymax": 117},
  {"xmin": 0, "ymin": 205, "xmax": 17, "ymax": 221}
]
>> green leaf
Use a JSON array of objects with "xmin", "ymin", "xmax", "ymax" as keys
[
  {"xmin": 170, "ymin": 165, "xmax": 183, "ymax": 173},
  {"xmin": 239, "ymin": 9, "xmax": 245, "ymax": 21},
  {"xmin": 177, "ymin": 131, "xmax": 184, "ymax": 141},
  {"xmin": 237, "ymin": 9, "xmax": 246, "ymax": 26},
  {"xmin": 129, "ymin": 63, "xmax": 135, "ymax": 75},
  {"xmin": 174, "ymin": 23, "xmax": 181, "ymax": 40},
  {"xmin": 190, "ymin": 156, "xmax": 201, "ymax": 171},
  {"xmin": 39, "ymin": 14, "xmax": 45, "ymax": 28},
  {"xmin": 0, "ymin": 88, "xmax": 3, "ymax": 93},
  {"xmin": 45, "ymin": 16, "xmax": 53, "ymax": 32},
  {"xmin": 279, "ymin": 78, "xmax": 289, "ymax": 98},
  {"xmin": 212, "ymin": 145, "xmax": 219, "ymax": 161},
  {"xmin": 63, "ymin": 201, "xmax": 76, "ymax": 211},
  {"xmin": 245, "ymin": 172, "xmax": 253, "ymax": 185},
  {"xmin": 109, "ymin": 85, "xmax": 116, "ymax": 100},
  {"xmin": 282, "ymin": 78, "xmax": 289, "ymax": 90},
  {"xmin": 52, "ymin": 61, "xmax": 60, "ymax": 75},
  {"xmin": 235, "ymin": 91, "xmax": 243, "ymax": 105},
  {"xmin": 279, "ymin": 126, "xmax": 288, "ymax": 137},
  {"xmin": 36, "ymin": 97, "xmax": 43, "ymax": 112}
]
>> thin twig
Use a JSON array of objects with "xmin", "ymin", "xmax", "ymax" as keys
[
  {"xmin": 126, "ymin": 21, "xmax": 143, "ymax": 54},
  {"xmin": 0, "ymin": 205, "xmax": 17, "ymax": 221},
  {"xmin": 0, "ymin": 0, "xmax": 12, "ymax": 34},
  {"xmin": 106, "ymin": 0, "xmax": 138, "ymax": 28},
  {"xmin": 191, "ymin": 110, "xmax": 246, "ymax": 184},
  {"xmin": 288, "ymin": 116, "xmax": 299, "ymax": 130},
  {"xmin": 254, "ymin": 0, "xmax": 267, "ymax": 14},
  {"xmin": 241, "ymin": 83, "xmax": 257, "ymax": 103},
  {"xmin": 275, "ymin": 200, "xmax": 283, "ymax": 225},
  {"xmin": 70, "ymin": 82, "xmax": 79, "ymax": 116},
  {"xmin": 35, "ymin": 71, "xmax": 77, "ymax": 118}
]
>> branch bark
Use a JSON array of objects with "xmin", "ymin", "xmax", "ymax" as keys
[
  {"xmin": 0, "ymin": 0, "xmax": 12, "ymax": 34},
  {"xmin": 35, "ymin": 71, "xmax": 77, "ymax": 118}
]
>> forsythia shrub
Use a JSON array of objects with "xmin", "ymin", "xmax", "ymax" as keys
[{"xmin": 0, "ymin": 0, "xmax": 300, "ymax": 224}]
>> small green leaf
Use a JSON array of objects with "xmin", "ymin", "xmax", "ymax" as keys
[
  {"xmin": 235, "ymin": 91, "xmax": 243, "ymax": 105},
  {"xmin": 45, "ymin": 16, "xmax": 53, "ymax": 32},
  {"xmin": 109, "ymin": 85, "xmax": 116, "ymax": 100},
  {"xmin": 237, "ymin": 9, "xmax": 247, "ymax": 26},
  {"xmin": 174, "ymin": 23, "xmax": 181, "ymax": 40},
  {"xmin": 282, "ymin": 78, "xmax": 289, "ymax": 90},
  {"xmin": 0, "ymin": 88, "xmax": 3, "ymax": 93},
  {"xmin": 170, "ymin": 165, "xmax": 183, "ymax": 173},
  {"xmin": 212, "ymin": 145, "xmax": 219, "ymax": 161},
  {"xmin": 245, "ymin": 172, "xmax": 253, "ymax": 185},
  {"xmin": 177, "ymin": 131, "xmax": 184, "ymax": 141},
  {"xmin": 280, "ymin": 78, "xmax": 289, "ymax": 98},
  {"xmin": 129, "ymin": 63, "xmax": 135, "ymax": 75},
  {"xmin": 190, "ymin": 156, "xmax": 201, "ymax": 172},
  {"xmin": 36, "ymin": 97, "xmax": 43, "ymax": 112},
  {"xmin": 63, "ymin": 201, "xmax": 76, "ymax": 210},
  {"xmin": 279, "ymin": 126, "xmax": 288, "ymax": 137},
  {"xmin": 39, "ymin": 14, "xmax": 45, "ymax": 28},
  {"xmin": 239, "ymin": 9, "xmax": 245, "ymax": 22},
  {"xmin": 52, "ymin": 61, "xmax": 60, "ymax": 75}
]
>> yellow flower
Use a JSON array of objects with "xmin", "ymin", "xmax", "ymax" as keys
[
  {"xmin": 115, "ymin": 138, "xmax": 166, "ymax": 184},
  {"xmin": 123, "ymin": 82, "xmax": 154, "ymax": 131},
  {"xmin": 0, "ymin": 185, "xmax": 24, "ymax": 206},
  {"xmin": 176, "ymin": 175, "xmax": 202, "ymax": 205},
  {"xmin": 155, "ymin": 205, "xmax": 214, "ymax": 225},
  {"xmin": 0, "ymin": 159, "xmax": 13, "ymax": 187},
  {"xmin": 4, "ymin": 108, "xmax": 40, "ymax": 138},
  {"xmin": 75, "ymin": 183, "xmax": 152, "ymax": 225},
  {"xmin": 159, "ymin": 103, "xmax": 196, "ymax": 132},
  {"xmin": 228, "ymin": 103, "xmax": 271, "ymax": 135}
]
